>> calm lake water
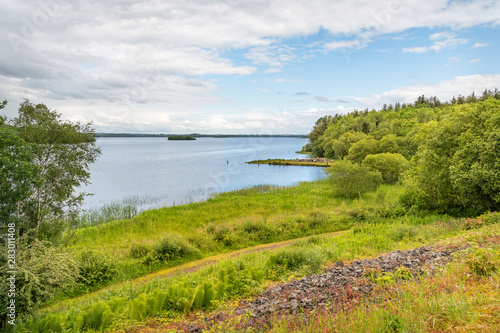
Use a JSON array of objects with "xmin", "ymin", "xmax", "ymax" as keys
[{"xmin": 80, "ymin": 137, "xmax": 326, "ymax": 210}]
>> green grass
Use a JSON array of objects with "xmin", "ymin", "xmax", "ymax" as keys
[
  {"xmin": 206, "ymin": 224, "xmax": 500, "ymax": 333},
  {"xmin": 23, "ymin": 210, "xmax": 482, "ymax": 332},
  {"xmin": 19, "ymin": 180, "xmax": 498, "ymax": 332},
  {"xmin": 62, "ymin": 181, "xmax": 394, "ymax": 287},
  {"xmin": 263, "ymin": 241, "xmax": 500, "ymax": 333}
]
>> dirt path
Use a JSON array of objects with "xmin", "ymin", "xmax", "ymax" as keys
[
  {"xmin": 134, "ymin": 231, "xmax": 344, "ymax": 283},
  {"xmin": 42, "ymin": 231, "xmax": 344, "ymax": 313}
]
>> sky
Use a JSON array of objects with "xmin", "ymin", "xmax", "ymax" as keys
[{"xmin": 0, "ymin": 0, "xmax": 499, "ymax": 134}]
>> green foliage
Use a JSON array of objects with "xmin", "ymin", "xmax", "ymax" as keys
[
  {"xmin": 402, "ymin": 99, "xmax": 500, "ymax": 214},
  {"xmin": 128, "ymin": 243, "xmax": 152, "ymax": 259},
  {"xmin": 327, "ymin": 160, "xmax": 383, "ymax": 198},
  {"xmin": 9, "ymin": 100, "xmax": 101, "ymax": 233},
  {"xmin": 449, "ymin": 100, "xmax": 500, "ymax": 212},
  {"xmin": 266, "ymin": 246, "xmax": 326, "ymax": 278},
  {"xmin": 324, "ymin": 132, "xmax": 368, "ymax": 159},
  {"xmin": 241, "ymin": 220, "xmax": 276, "ymax": 241},
  {"xmin": 346, "ymin": 138, "xmax": 379, "ymax": 164},
  {"xmin": 363, "ymin": 153, "xmax": 410, "ymax": 184},
  {"xmin": 389, "ymin": 225, "xmax": 419, "ymax": 241},
  {"xmin": 143, "ymin": 234, "xmax": 201, "ymax": 265},
  {"xmin": 463, "ymin": 218, "xmax": 484, "ymax": 230},
  {"xmin": 77, "ymin": 250, "xmax": 117, "ymax": 287},
  {"xmin": 478, "ymin": 211, "xmax": 500, "ymax": 225},
  {"xmin": 0, "ymin": 121, "xmax": 41, "ymax": 230},
  {"xmin": 309, "ymin": 115, "xmax": 334, "ymax": 143},
  {"xmin": 379, "ymin": 134, "xmax": 400, "ymax": 153},
  {"xmin": 0, "ymin": 239, "xmax": 78, "ymax": 323},
  {"xmin": 466, "ymin": 246, "xmax": 500, "ymax": 276},
  {"xmin": 394, "ymin": 266, "xmax": 413, "ymax": 280},
  {"xmin": 168, "ymin": 135, "xmax": 196, "ymax": 140}
]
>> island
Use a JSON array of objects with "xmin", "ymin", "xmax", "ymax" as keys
[{"xmin": 168, "ymin": 135, "xmax": 196, "ymax": 140}]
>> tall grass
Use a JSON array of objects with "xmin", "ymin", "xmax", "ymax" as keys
[
  {"xmin": 23, "ymin": 215, "xmax": 489, "ymax": 332},
  {"xmin": 265, "ymin": 247, "xmax": 500, "ymax": 333}
]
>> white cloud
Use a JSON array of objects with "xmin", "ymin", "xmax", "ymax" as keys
[
  {"xmin": 270, "ymin": 78, "xmax": 301, "ymax": 83},
  {"xmin": 1, "ymin": 0, "xmax": 500, "ymax": 133},
  {"xmin": 403, "ymin": 31, "xmax": 468, "ymax": 53},
  {"xmin": 402, "ymin": 46, "xmax": 429, "ymax": 54},
  {"xmin": 324, "ymin": 40, "xmax": 366, "ymax": 50},
  {"xmin": 353, "ymin": 74, "xmax": 500, "ymax": 108},
  {"xmin": 472, "ymin": 42, "xmax": 490, "ymax": 48},
  {"xmin": 469, "ymin": 58, "xmax": 481, "ymax": 63}
]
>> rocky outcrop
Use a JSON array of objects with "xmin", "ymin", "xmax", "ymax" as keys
[
  {"xmin": 238, "ymin": 245, "xmax": 458, "ymax": 318},
  {"xmin": 196, "ymin": 245, "xmax": 461, "ymax": 332}
]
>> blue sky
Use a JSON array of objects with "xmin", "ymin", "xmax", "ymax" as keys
[{"xmin": 0, "ymin": 0, "xmax": 499, "ymax": 134}]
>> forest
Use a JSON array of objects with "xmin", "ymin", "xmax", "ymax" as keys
[{"xmin": 304, "ymin": 89, "xmax": 500, "ymax": 215}]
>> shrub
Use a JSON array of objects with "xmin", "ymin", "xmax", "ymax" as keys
[
  {"xmin": 363, "ymin": 153, "xmax": 410, "ymax": 184},
  {"xmin": 394, "ymin": 266, "xmax": 413, "ymax": 280},
  {"xmin": 144, "ymin": 234, "xmax": 201, "ymax": 265},
  {"xmin": 212, "ymin": 225, "xmax": 238, "ymax": 247},
  {"xmin": 128, "ymin": 243, "xmax": 152, "ymax": 259},
  {"xmin": 0, "ymin": 239, "xmax": 78, "ymax": 323},
  {"xmin": 346, "ymin": 138, "xmax": 379, "ymax": 164},
  {"xmin": 78, "ymin": 250, "xmax": 117, "ymax": 287},
  {"xmin": 326, "ymin": 160, "xmax": 383, "ymax": 198},
  {"xmin": 390, "ymin": 225, "xmax": 419, "ymax": 241},
  {"xmin": 466, "ymin": 246, "xmax": 500, "ymax": 276},
  {"xmin": 266, "ymin": 247, "xmax": 326, "ymax": 278},
  {"xmin": 478, "ymin": 211, "xmax": 500, "ymax": 225},
  {"xmin": 463, "ymin": 218, "xmax": 484, "ymax": 230},
  {"xmin": 241, "ymin": 221, "xmax": 276, "ymax": 241}
]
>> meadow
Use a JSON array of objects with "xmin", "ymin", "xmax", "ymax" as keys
[{"xmin": 15, "ymin": 179, "xmax": 500, "ymax": 332}]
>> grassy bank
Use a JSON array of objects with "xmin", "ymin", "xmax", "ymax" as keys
[
  {"xmin": 62, "ymin": 180, "xmax": 403, "ymax": 288},
  {"xmin": 16, "ymin": 179, "xmax": 500, "ymax": 332},
  {"xmin": 27, "ymin": 212, "xmax": 499, "ymax": 332},
  {"xmin": 246, "ymin": 159, "xmax": 332, "ymax": 167}
]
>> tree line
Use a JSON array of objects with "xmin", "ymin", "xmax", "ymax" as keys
[{"xmin": 304, "ymin": 89, "xmax": 500, "ymax": 215}]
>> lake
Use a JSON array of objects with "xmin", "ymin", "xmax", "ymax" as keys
[{"xmin": 80, "ymin": 137, "xmax": 326, "ymax": 210}]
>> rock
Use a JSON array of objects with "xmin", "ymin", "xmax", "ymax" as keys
[{"xmin": 207, "ymin": 245, "xmax": 462, "ymax": 330}]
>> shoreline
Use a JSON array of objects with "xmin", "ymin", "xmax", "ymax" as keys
[{"xmin": 246, "ymin": 157, "xmax": 334, "ymax": 167}]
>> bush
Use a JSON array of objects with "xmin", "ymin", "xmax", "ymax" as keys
[
  {"xmin": 478, "ymin": 211, "xmax": 500, "ymax": 225},
  {"xmin": 0, "ymin": 238, "xmax": 78, "ymax": 324},
  {"xmin": 144, "ymin": 234, "xmax": 201, "ymax": 265},
  {"xmin": 78, "ymin": 250, "xmax": 117, "ymax": 287},
  {"xmin": 346, "ymin": 138, "xmax": 379, "ymax": 164},
  {"xmin": 390, "ymin": 225, "xmax": 419, "ymax": 241},
  {"xmin": 326, "ymin": 160, "xmax": 383, "ymax": 198},
  {"xmin": 212, "ymin": 225, "xmax": 238, "ymax": 247},
  {"xmin": 241, "ymin": 221, "xmax": 276, "ymax": 241},
  {"xmin": 128, "ymin": 243, "xmax": 152, "ymax": 259},
  {"xmin": 363, "ymin": 153, "xmax": 410, "ymax": 184},
  {"xmin": 463, "ymin": 218, "xmax": 484, "ymax": 230},
  {"xmin": 466, "ymin": 246, "xmax": 500, "ymax": 276},
  {"xmin": 266, "ymin": 247, "xmax": 326, "ymax": 278}
]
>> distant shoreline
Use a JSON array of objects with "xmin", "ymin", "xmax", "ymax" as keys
[{"xmin": 94, "ymin": 133, "xmax": 307, "ymax": 138}]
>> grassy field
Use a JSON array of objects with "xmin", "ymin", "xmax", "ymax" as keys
[
  {"xmin": 15, "ymin": 180, "xmax": 500, "ymax": 332},
  {"xmin": 61, "ymin": 180, "xmax": 407, "ymax": 288}
]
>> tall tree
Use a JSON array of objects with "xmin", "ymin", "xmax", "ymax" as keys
[
  {"xmin": 1, "ymin": 102, "xmax": 41, "ymax": 233},
  {"xmin": 10, "ymin": 100, "xmax": 101, "ymax": 233}
]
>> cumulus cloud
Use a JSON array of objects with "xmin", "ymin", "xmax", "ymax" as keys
[
  {"xmin": 0, "ymin": 0, "xmax": 499, "ymax": 132},
  {"xmin": 353, "ymin": 74, "xmax": 500, "ymax": 108}
]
